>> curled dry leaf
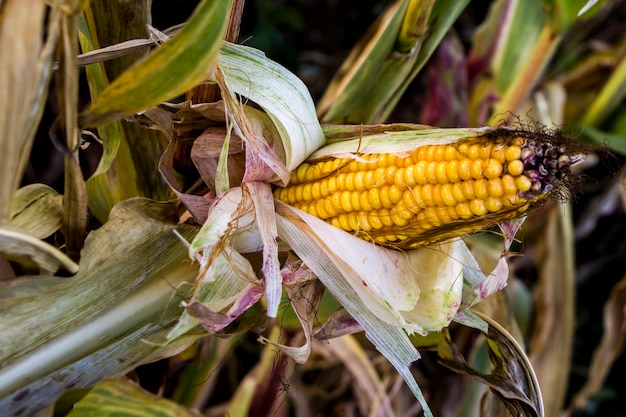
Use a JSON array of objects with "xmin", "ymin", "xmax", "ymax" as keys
[{"xmin": 438, "ymin": 312, "xmax": 544, "ymax": 417}]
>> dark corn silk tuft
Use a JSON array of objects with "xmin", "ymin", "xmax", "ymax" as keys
[{"xmin": 274, "ymin": 128, "xmax": 583, "ymax": 249}]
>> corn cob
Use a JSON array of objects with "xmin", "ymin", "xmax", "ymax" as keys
[{"xmin": 274, "ymin": 132, "xmax": 578, "ymax": 249}]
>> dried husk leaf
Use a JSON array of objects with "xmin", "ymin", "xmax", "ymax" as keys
[
  {"xmin": 0, "ymin": 0, "xmax": 59, "ymax": 223},
  {"xmin": 565, "ymin": 273, "xmax": 626, "ymax": 415},
  {"xmin": 528, "ymin": 202, "xmax": 575, "ymax": 417},
  {"xmin": 10, "ymin": 184, "xmax": 63, "ymax": 239}
]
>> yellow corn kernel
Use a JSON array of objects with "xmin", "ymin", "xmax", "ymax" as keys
[
  {"xmin": 347, "ymin": 159, "xmax": 359, "ymax": 172},
  {"xmin": 473, "ymin": 179, "xmax": 489, "ymax": 200},
  {"xmin": 389, "ymin": 209, "xmax": 410, "ymax": 227},
  {"xmin": 403, "ymin": 165, "xmax": 417, "ymax": 187},
  {"xmin": 378, "ymin": 208, "xmax": 394, "ymax": 227},
  {"xmin": 389, "ymin": 154, "xmax": 401, "ymax": 167},
  {"xmin": 471, "ymin": 159, "xmax": 486, "ymax": 179},
  {"xmin": 340, "ymin": 191, "xmax": 352, "ymax": 212},
  {"xmin": 435, "ymin": 161, "xmax": 448, "ymax": 183},
  {"xmin": 461, "ymin": 181, "xmax": 475, "ymax": 200},
  {"xmin": 440, "ymin": 183, "xmax": 456, "ymax": 206},
  {"xmin": 357, "ymin": 212, "xmax": 373, "ymax": 231},
  {"xmin": 431, "ymin": 184, "xmax": 445, "ymax": 207},
  {"xmin": 467, "ymin": 143, "xmax": 483, "ymax": 159},
  {"xmin": 338, "ymin": 213, "xmax": 351, "ymax": 231},
  {"xmin": 347, "ymin": 213, "xmax": 359, "ymax": 232},
  {"xmin": 505, "ymin": 145, "xmax": 522, "ymax": 161},
  {"xmin": 426, "ymin": 161, "xmax": 438, "ymax": 184},
  {"xmin": 395, "ymin": 201, "xmax": 414, "ymax": 220},
  {"xmin": 414, "ymin": 161, "xmax": 428, "ymax": 185},
  {"xmin": 369, "ymin": 211, "xmax": 384, "ymax": 229},
  {"xmin": 483, "ymin": 158, "xmax": 503, "ymax": 179},
  {"xmin": 516, "ymin": 175, "xmax": 532, "ymax": 192},
  {"xmin": 485, "ymin": 197, "xmax": 503, "ymax": 213},
  {"xmin": 315, "ymin": 199, "xmax": 331, "ymax": 219},
  {"xmin": 469, "ymin": 199, "xmax": 488, "ymax": 216},
  {"xmin": 410, "ymin": 187, "xmax": 426, "ymax": 209},
  {"xmin": 379, "ymin": 186, "xmax": 394, "ymax": 209},
  {"xmin": 508, "ymin": 160, "xmax": 525, "ymax": 176},
  {"xmin": 491, "ymin": 144, "xmax": 506, "ymax": 163},
  {"xmin": 445, "ymin": 160, "xmax": 460, "ymax": 182},
  {"xmin": 456, "ymin": 202, "xmax": 472, "ymax": 219},
  {"xmin": 350, "ymin": 191, "xmax": 362, "ymax": 211},
  {"xmin": 389, "ymin": 185, "xmax": 403, "ymax": 205},
  {"xmin": 373, "ymin": 167, "xmax": 386, "ymax": 186},
  {"xmin": 445, "ymin": 146, "xmax": 459, "ymax": 161},
  {"xmin": 458, "ymin": 159, "xmax": 473, "ymax": 180},
  {"xmin": 402, "ymin": 189, "xmax": 419, "ymax": 213},
  {"xmin": 375, "ymin": 153, "xmax": 388, "ymax": 168},
  {"xmin": 447, "ymin": 205, "xmax": 460, "ymax": 220},
  {"xmin": 359, "ymin": 191, "xmax": 373, "ymax": 211},
  {"xmin": 501, "ymin": 174, "xmax": 517, "ymax": 195},
  {"xmin": 421, "ymin": 184, "xmax": 435, "ymax": 206},
  {"xmin": 352, "ymin": 171, "xmax": 366, "ymax": 191},
  {"xmin": 424, "ymin": 207, "xmax": 441, "ymax": 226},
  {"xmin": 487, "ymin": 178, "xmax": 504, "ymax": 197}
]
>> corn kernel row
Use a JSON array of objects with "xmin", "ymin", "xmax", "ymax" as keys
[{"xmin": 275, "ymin": 135, "xmax": 574, "ymax": 248}]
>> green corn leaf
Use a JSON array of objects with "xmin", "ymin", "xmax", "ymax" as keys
[
  {"xmin": 80, "ymin": 0, "xmax": 231, "ymax": 127},
  {"xmin": 67, "ymin": 379, "xmax": 203, "ymax": 417},
  {"xmin": 318, "ymin": 0, "xmax": 468, "ymax": 124},
  {"xmin": 0, "ymin": 199, "xmax": 201, "ymax": 416}
]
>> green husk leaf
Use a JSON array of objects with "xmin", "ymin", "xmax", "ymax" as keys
[
  {"xmin": 80, "ymin": 0, "xmax": 231, "ymax": 127},
  {"xmin": 275, "ymin": 204, "xmax": 434, "ymax": 416},
  {"xmin": 308, "ymin": 125, "xmax": 492, "ymax": 160},
  {"xmin": 218, "ymin": 42, "xmax": 325, "ymax": 175}
]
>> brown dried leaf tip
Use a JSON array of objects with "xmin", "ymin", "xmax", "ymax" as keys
[{"xmin": 274, "ymin": 126, "xmax": 586, "ymax": 249}]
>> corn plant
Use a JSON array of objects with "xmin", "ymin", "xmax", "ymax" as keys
[{"xmin": 1, "ymin": 0, "xmax": 625, "ymax": 416}]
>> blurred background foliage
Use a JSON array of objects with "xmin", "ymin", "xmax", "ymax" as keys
[{"xmin": 4, "ymin": 0, "xmax": 626, "ymax": 416}]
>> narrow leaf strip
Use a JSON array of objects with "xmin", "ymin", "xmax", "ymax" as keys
[
  {"xmin": 0, "ymin": 228, "xmax": 78, "ymax": 275},
  {"xmin": 258, "ymin": 279, "xmax": 325, "ymax": 363},
  {"xmin": 247, "ymin": 182, "xmax": 282, "ymax": 317}
]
